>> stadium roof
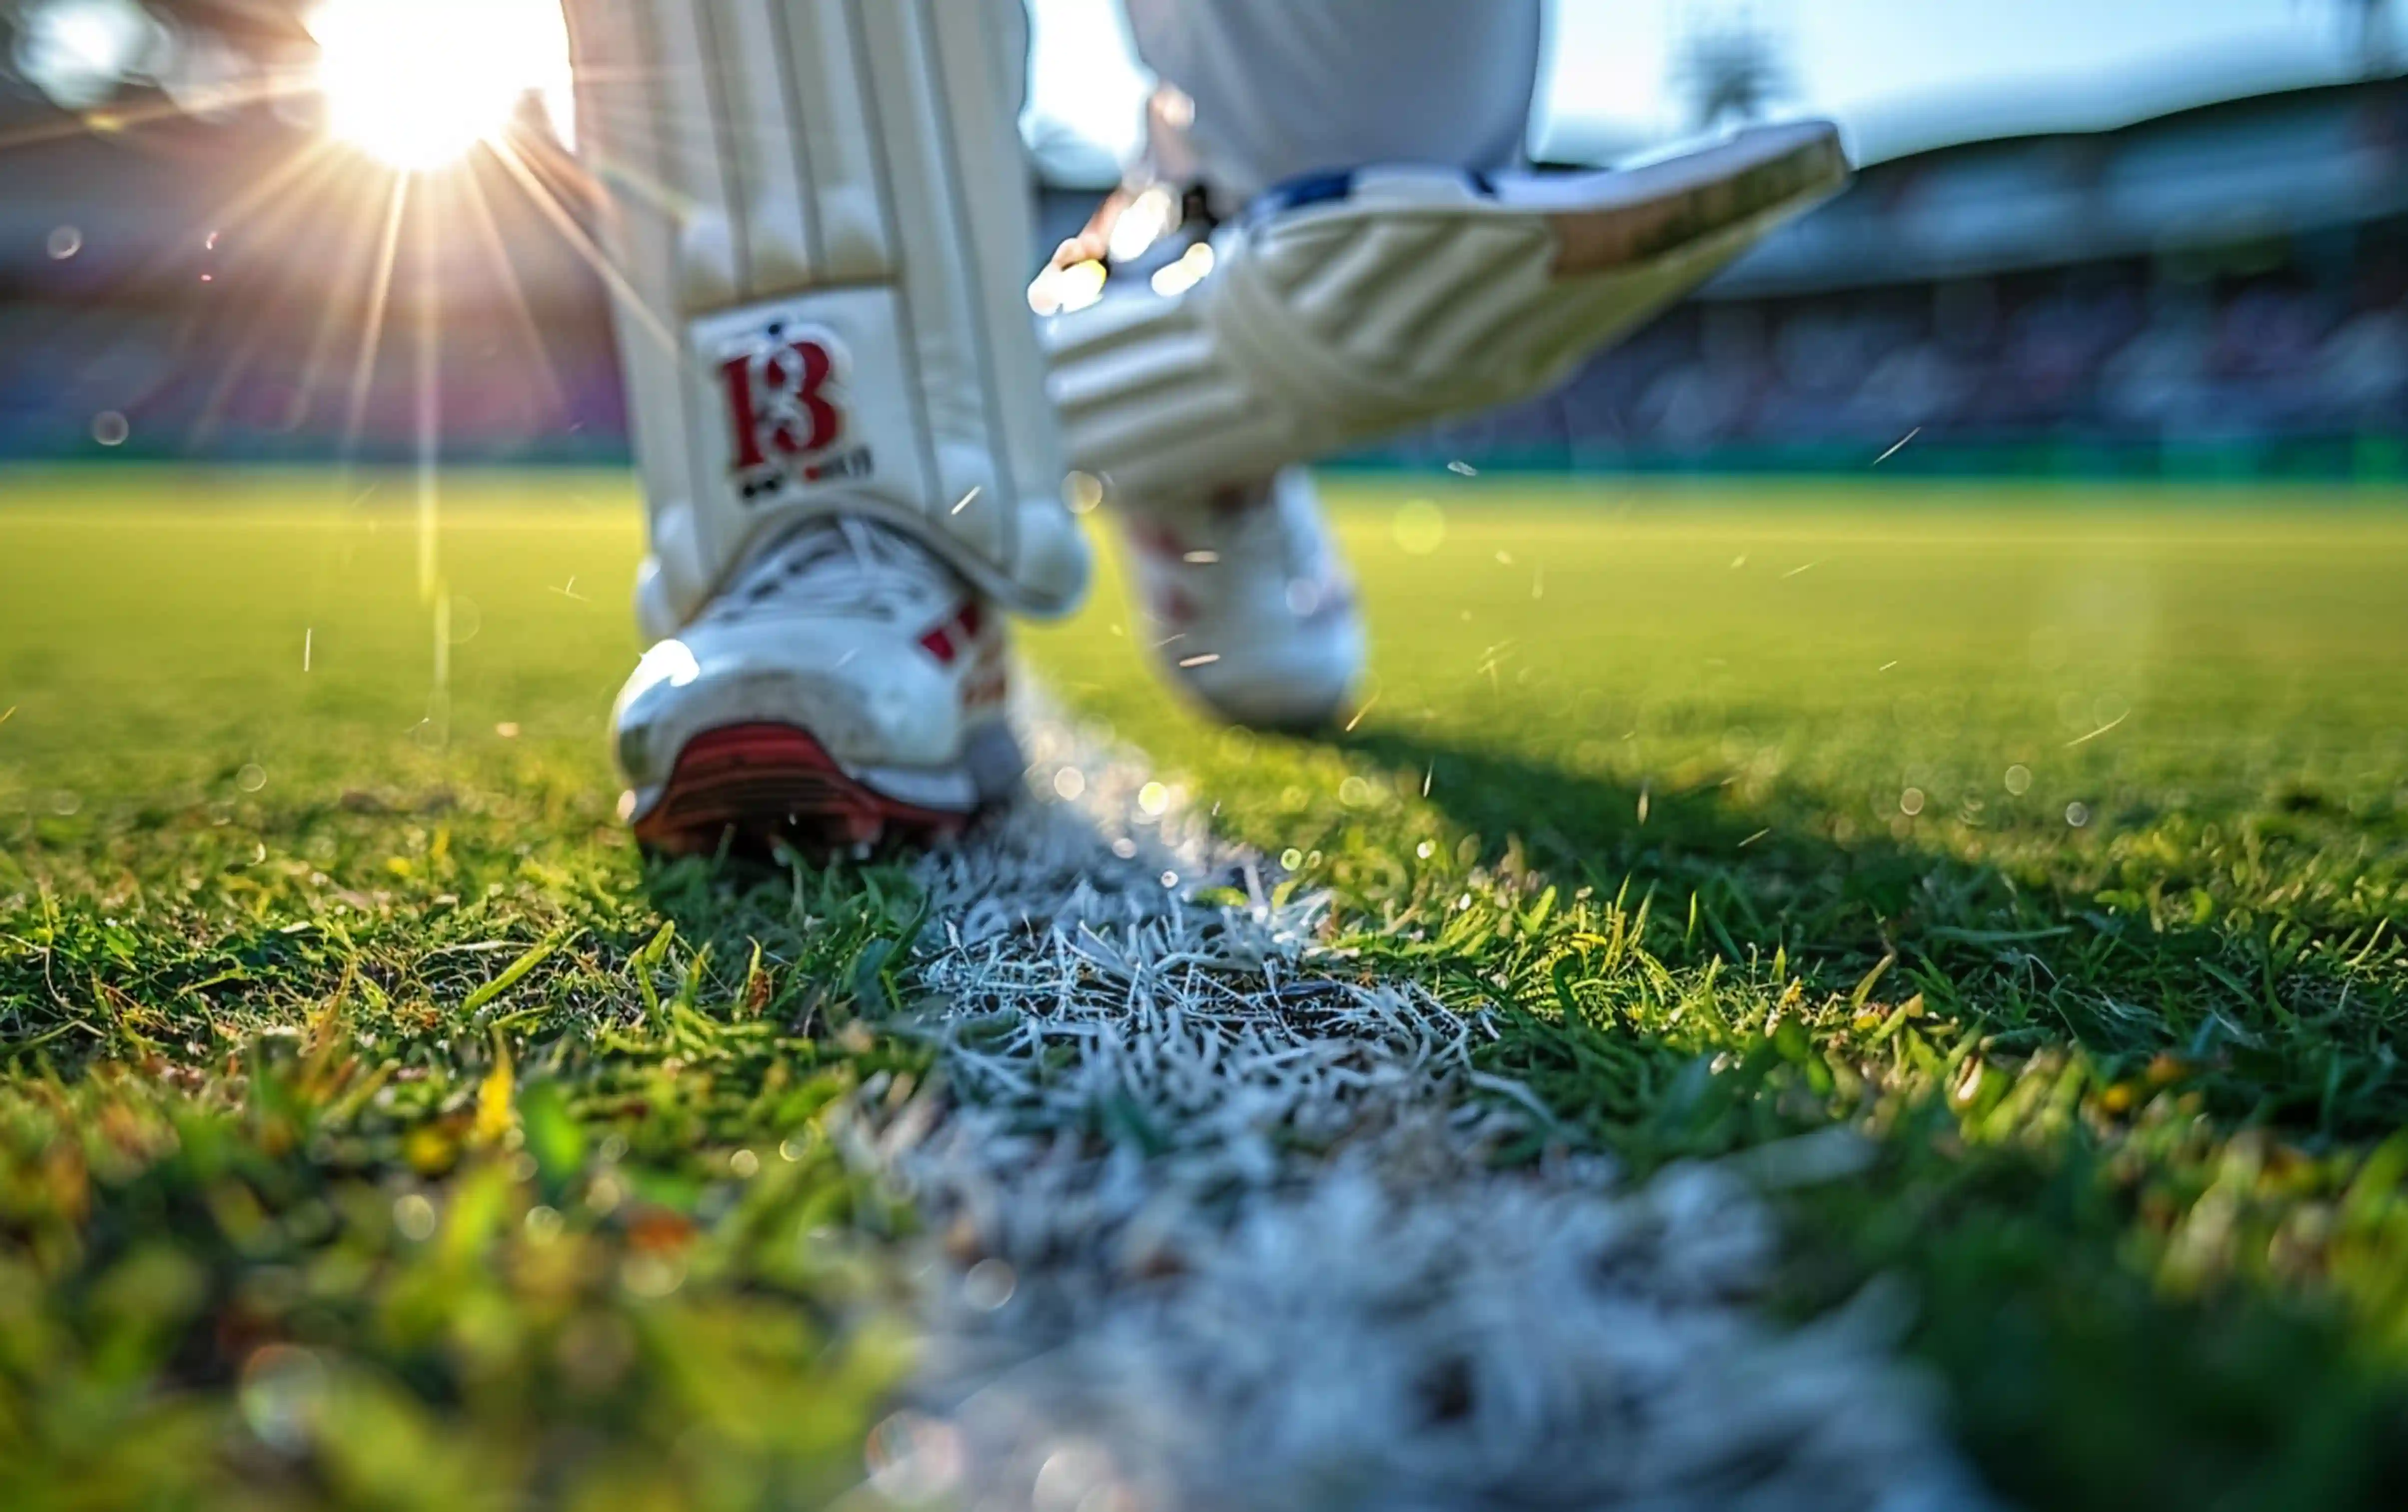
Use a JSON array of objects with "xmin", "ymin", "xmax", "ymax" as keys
[{"xmin": 1709, "ymin": 73, "xmax": 2408, "ymax": 296}]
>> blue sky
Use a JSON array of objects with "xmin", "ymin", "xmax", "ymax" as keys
[{"xmin": 1027, "ymin": 0, "xmax": 2406, "ymax": 170}]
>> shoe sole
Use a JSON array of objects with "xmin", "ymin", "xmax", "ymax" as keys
[{"xmin": 630, "ymin": 723, "xmax": 975, "ymax": 859}]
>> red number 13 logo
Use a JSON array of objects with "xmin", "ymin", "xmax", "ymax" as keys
[{"xmin": 720, "ymin": 336, "xmax": 845, "ymax": 471}]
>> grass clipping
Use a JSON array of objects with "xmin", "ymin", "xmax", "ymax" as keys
[{"xmin": 843, "ymin": 711, "xmax": 1989, "ymax": 1512}]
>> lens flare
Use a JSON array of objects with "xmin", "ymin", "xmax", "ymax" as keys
[{"xmin": 308, "ymin": 0, "xmax": 571, "ymax": 172}]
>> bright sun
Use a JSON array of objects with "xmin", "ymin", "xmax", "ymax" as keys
[{"xmin": 309, "ymin": 0, "xmax": 573, "ymax": 172}]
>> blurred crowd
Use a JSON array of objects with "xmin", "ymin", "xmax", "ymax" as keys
[
  {"xmin": 1404, "ymin": 236, "xmax": 2408, "ymax": 466},
  {"xmin": 1, "ymin": 61, "xmax": 2403, "ymax": 472},
  {"xmin": 4, "ymin": 221, "xmax": 2402, "ymax": 471}
]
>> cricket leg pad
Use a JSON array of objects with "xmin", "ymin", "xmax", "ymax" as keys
[{"xmin": 564, "ymin": 0, "xmax": 1089, "ymax": 642}]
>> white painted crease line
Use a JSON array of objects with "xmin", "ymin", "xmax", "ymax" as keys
[{"xmin": 834, "ymin": 698, "xmax": 1993, "ymax": 1512}]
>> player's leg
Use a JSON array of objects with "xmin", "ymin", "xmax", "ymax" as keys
[
  {"xmin": 1119, "ymin": 0, "xmax": 1543, "ymax": 206},
  {"xmin": 562, "ymin": 0, "xmax": 1088, "ymax": 853},
  {"xmin": 1057, "ymin": 0, "xmax": 1846, "ymax": 730},
  {"xmin": 1067, "ymin": 0, "xmax": 1543, "ymax": 730}
]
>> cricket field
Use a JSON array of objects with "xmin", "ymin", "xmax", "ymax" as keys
[{"xmin": 4, "ymin": 469, "xmax": 2407, "ymax": 1509}]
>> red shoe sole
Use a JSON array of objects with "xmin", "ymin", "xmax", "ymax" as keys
[{"xmin": 630, "ymin": 723, "xmax": 972, "ymax": 858}]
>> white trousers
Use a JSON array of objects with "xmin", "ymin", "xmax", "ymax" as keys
[{"xmin": 1118, "ymin": 0, "xmax": 1545, "ymax": 202}]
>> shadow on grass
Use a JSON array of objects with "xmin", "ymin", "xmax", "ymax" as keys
[
  {"xmin": 1341, "ymin": 727, "xmax": 2408, "ymax": 1145},
  {"xmin": 1334, "ymin": 740, "xmax": 2408, "ymax": 1512}
]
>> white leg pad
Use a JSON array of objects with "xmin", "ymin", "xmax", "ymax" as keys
[
  {"xmin": 1044, "ymin": 122, "xmax": 1851, "ymax": 502},
  {"xmin": 565, "ymin": 0, "xmax": 1089, "ymax": 638}
]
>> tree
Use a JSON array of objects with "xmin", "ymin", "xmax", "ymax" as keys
[{"xmin": 1672, "ymin": 4, "xmax": 1792, "ymax": 131}]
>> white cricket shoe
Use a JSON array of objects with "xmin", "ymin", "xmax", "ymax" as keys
[
  {"xmin": 1118, "ymin": 466, "xmax": 1365, "ymax": 732},
  {"xmin": 612, "ymin": 518, "xmax": 1017, "ymax": 855},
  {"xmin": 1047, "ymin": 121, "xmax": 1851, "ymax": 507}
]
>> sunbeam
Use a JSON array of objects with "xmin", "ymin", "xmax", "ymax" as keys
[
  {"xmin": 413, "ymin": 184, "xmax": 442, "ymax": 609},
  {"xmin": 341, "ymin": 172, "xmax": 412, "ymax": 457},
  {"xmin": 413, "ymin": 180, "xmax": 450, "ymax": 750},
  {"xmin": 0, "ymin": 71, "xmax": 311, "ymax": 158},
  {"xmin": 487, "ymin": 133, "xmax": 679, "ymax": 356},
  {"xmin": 450, "ymin": 167, "xmax": 574, "ymax": 428},
  {"xmin": 289, "ymin": 171, "xmax": 409, "ymax": 436},
  {"xmin": 188, "ymin": 149, "xmax": 363, "ymax": 446}
]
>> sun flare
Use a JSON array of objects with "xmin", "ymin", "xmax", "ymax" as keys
[{"xmin": 308, "ymin": 0, "xmax": 573, "ymax": 172}]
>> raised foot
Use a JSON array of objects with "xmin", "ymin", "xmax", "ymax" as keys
[{"xmin": 630, "ymin": 723, "xmax": 971, "ymax": 860}]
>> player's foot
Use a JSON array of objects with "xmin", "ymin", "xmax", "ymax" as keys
[
  {"xmin": 1118, "ymin": 466, "xmax": 1365, "ymax": 732},
  {"xmin": 613, "ymin": 517, "xmax": 1017, "ymax": 857},
  {"xmin": 1047, "ymin": 121, "xmax": 1850, "ymax": 507}
]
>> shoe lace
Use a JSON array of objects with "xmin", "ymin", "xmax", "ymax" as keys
[{"xmin": 712, "ymin": 516, "xmax": 962, "ymax": 623}]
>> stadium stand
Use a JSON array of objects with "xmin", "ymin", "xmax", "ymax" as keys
[
  {"xmin": 0, "ymin": 72, "xmax": 2401, "ymax": 476},
  {"xmin": 1399, "ymin": 77, "xmax": 2408, "ymax": 476}
]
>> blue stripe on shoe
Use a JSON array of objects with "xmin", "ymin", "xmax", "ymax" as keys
[
  {"xmin": 1245, "ymin": 166, "xmax": 1504, "ymax": 226},
  {"xmin": 1247, "ymin": 170, "xmax": 1357, "ymax": 223}
]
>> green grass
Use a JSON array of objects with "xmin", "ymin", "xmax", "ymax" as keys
[{"xmin": 5, "ymin": 467, "xmax": 2408, "ymax": 1509}]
